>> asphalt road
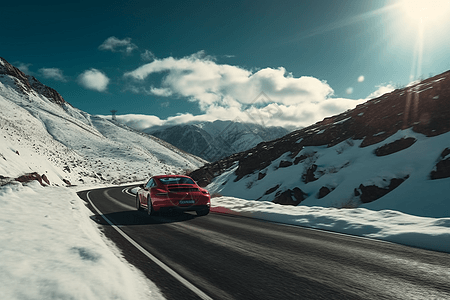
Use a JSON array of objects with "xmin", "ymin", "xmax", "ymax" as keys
[{"xmin": 77, "ymin": 185, "xmax": 450, "ymax": 300}]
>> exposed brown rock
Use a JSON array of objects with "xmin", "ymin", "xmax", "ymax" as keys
[
  {"xmin": 292, "ymin": 187, "xmax": 306, "ymax": 202},
  {"xmin": 264, "ymin": 184, "xmax": 280, "ymax": 195},
  {"xmin": 190, "ymin": 152, "xmax": 242, "ymax": 187},
  {"xmin": 374, "ymin": 137, "xmax": 417, "ymax": 157},
  {"xmin": 41, "ymin": 174, "xmax": 50, "ymax": 185},
  {"xmin": 441, "ymin": 148, "xmax": 450, "ymax": 158},
  {"xmin": 294, "ymin": 155, "xmax": 307, "ymax": 165},
  {"xmin": 357, "ymin": 176, "xmax": 408, "ymax": 203},
  {"xmin": 303, "ymin": 164, "xmax": 318, "ymax": 183},
  {"xmin": 15, "ymin": 172, "xmax": 44, "ymax": 186},
  {"xmin": 257, "ymin": 172, "xmax": 266, "ymax": 180},
  {"xmin": 273, "ymin": 187, "xmax": 306, "ymax": 205},
  {"xmin": 0, "ymin": 175, "xmax": 13, "ymax": 186},
  {"xmin": 63, "ymin": 179, "xmax": 71, "ymax": 186},
  {"xmin": 430, "ymin": 148, "xmax": 450, "ymax": 180},
  {"xmin": 318, "ymin": 186, "xmax": 332, "ymax": 199},
  {"xmin": 278, "ymin": 160, "xmax": 293, "ymax": 168}
]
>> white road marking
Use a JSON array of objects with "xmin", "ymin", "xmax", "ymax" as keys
[
  {"xmin": 86, "ymin": 191, "xmax": 213, "ymax": 300},
  {"xmin": 122, "ymin": 187, "xmax": 136, "ymax": 197}
]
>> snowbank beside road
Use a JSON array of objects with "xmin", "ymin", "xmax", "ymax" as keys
[
  {"xmin": 210, "ymin": 196, "xmax": 450, "ymax": 253},
  {"xmin": 0, "ymin": 182, "xmax": 165, "ymax": 300}
]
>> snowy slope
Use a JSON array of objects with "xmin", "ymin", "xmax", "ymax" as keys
[
  {"xmin": 0, "ymin": 57, "xmax": 205, "ymax": 186},
  {"xmin": 0, "ymin": 181, "xmax": 165, "ymax": 300},
  {"xmin": 207, "ymin": 128, "xmax": 450, "ymax": 218}
]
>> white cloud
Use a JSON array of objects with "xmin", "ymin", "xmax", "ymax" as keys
[
  {"xmin": 39, "ymin": 68, "xmax": 67, "ymax": 82},
  {"xmin": 115, "ymin": 96, "xmax": 365, "ymax": 131},
  {"xmin": 112, "ymin": 114, "xmax": 164, "ymax": 130},
  {"xmin": 125, "ymin": 51, "xmax": 334, "ymax": 103},
  {"xmin": 99, "ymin": 36, "xmax": 138, "ymax": 54},
  {"xmin": 78, "ymin": 69, "xmax": 109, "ymax": 92},
  {"xmin": 150, "ymin": 87, "xmax": 173, "ymax": 97},
  {"xmin": 141, "ymin": 50, "xmax": 155, "ymax": 61},
  {"xmin": 123, "ymin": 51, "xmax": 367, "ymax": 129},
  {"xmin": 366, "ymin": 84, "xmax": 395, "ymax": 99},
  {"xmin": 358, "ymin": 75, "xmax": 365, "ymax": 82},
  {"xmin": 346, "ymin": 87, "xmax": 354, "ymax": 94}
]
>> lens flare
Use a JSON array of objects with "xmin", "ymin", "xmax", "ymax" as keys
[{"xmin": 401, "ymin": 0, "xmax": 450, "ymax": 23}]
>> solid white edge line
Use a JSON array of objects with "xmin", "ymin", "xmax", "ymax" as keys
[
  {"xmin": 122, "ymin": 187, "xmax": 136, "ymax": 197},
  {"xmin": 86, "ymin": 191, "xmax": 213, "ymax": 300}
]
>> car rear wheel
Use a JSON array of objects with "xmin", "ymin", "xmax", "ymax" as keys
[
  {"xmin": 196, "ymin": 208, "xmax": 210, "ymax": 216},
  {"xmin": 136, "ymin": 194, "xmax": 144, "ymax": 211},
  {"xmin": 147, "ymin": 196, "xmax": 155, "ymax": 216}
]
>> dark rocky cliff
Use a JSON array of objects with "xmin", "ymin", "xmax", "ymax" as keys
[{"xmin": 0, "ymin": 57, "xmax": 67, "ymax": 106}]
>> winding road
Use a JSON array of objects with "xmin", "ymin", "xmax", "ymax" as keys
[{"xmin": 77, "ymin": 185, "xmax": 450, "ymax": 300}]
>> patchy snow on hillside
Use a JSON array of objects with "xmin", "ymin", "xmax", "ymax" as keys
[
  {"xmin": 0, "ymin": 181, "xmax": 165, "ymax": 300},
  {"xmin": 207, "ymin": 128, "xmax": 450, "ymax": 218}
]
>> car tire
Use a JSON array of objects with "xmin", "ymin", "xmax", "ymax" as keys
[
  {"xmin": 196, "ymin": 208, "xmax": 210, "ymax": 216},
  {"xmin": 136, "ymin": 194, "xmax": 144, "ymax": 211},
  {"xmin": 147, "ymin": 196, "xmax": 155, "ymax": 216}
]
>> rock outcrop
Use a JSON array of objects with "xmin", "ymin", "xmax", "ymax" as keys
[
  {"xmin": 0, "ymin": 57, "xmax": 68, "ymax": 106},
  {"xmin": 430, "ymin": 148, "xmax": 450, "ymax": 180},
  {"xmin": 273, "ymin": 187, "xmax": 306, "ymax": 205},
  {"xmin": 15, "ymin": 172, "xmax": 46, "ymax": 186},
  {"xmin": 355, "ymin": 176, "xmax": 409, "ymax": 204},
  {"xmin": 374, "ymin": 138, "xmax": 417, "ymax": 156}
]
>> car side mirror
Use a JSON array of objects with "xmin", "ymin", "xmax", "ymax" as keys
[{"xmin": 139, "ymin": 184, "xmax": 145, "ymax": 189}]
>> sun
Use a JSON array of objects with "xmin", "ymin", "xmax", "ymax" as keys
[{"xmin": 401, "ymin": 0, "xmax": 450, "ymax": 24}]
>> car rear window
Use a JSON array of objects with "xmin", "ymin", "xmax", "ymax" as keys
[{"xmin": 159, "ymin": 177, "xmax": 195, "ymax": 185}]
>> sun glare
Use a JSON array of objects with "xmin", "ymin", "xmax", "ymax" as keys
[
  {"xmin": 401, "ymin": 0, "xmax": 450, "ymax": 24},
  {"xmin": 397, "ymin": 0, "xmax": 450, "ymax": 81}
]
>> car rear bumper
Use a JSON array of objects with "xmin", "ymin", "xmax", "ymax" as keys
[{"xmin": 158, "ymin": 204, "xmax": 210, "ymax": 213}]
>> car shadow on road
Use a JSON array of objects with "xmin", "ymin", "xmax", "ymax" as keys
[{"xmin": 90, "ymin": 210, "xmax": 199, "ymax": 226}]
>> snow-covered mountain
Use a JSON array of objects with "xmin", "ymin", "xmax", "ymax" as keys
[
  {"xmin": 191, "ymin": 71, "xmax": 450, "ymax": 217},
  {"xmin": 0, "ymin": 57, "xmax": 206, "ymax": 186},
  {"xmin": 143, "ymin": 120, "xmax": 289, "ymax": 162}
]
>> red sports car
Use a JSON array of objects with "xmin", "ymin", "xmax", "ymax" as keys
[{"xmin": 136, "ymin": 175, "xmax": 211, "ymax": 216}]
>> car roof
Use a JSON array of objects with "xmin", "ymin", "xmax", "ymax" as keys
[{"xmin": 152, "ymin": 174, "xmax": 191, "ymax": 179}]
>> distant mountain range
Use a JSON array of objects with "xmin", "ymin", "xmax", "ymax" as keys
[
  {"xmin": 191, "ymin": 71, "xmax": 450, "ymax": 217},
  {"xmin": 144, "ymin": 121, "xmax": 290, "ymax": 162}
]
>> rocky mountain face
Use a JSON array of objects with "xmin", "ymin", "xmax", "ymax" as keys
[
  {"xmin": 190, "ymin": 71, "xmax": 450, "ymax": 214},
  {"xmin": 145, "ymin": 120, "xmax": 289, "ymax": 162},
  {"xmin": 0, "ymin": 57, "xmax": 66, "ymax": 106}
]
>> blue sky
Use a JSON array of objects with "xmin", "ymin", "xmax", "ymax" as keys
[{"xmin": 2, "ymin": 0, "xmax": 450, "ymax": 129}]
